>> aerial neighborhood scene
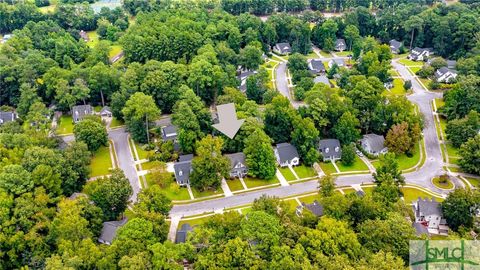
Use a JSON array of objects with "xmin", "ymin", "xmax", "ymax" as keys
[{"xmin": 1, "ymin": 0, "xmax": 480, "ymax": 268}]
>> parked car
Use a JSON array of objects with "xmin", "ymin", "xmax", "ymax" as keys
[{"xmin": 356, "ymin": 150, "xmax": 364, "ymax": 157}]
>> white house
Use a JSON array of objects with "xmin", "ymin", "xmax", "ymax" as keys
[
  {"xmin": 72, "ymin": 105, "xmax": 94, "ymax": 123},
  {"xmin": 0, "ymin": 111, "xmax": 17, "ymax": 125},
  {"xmin": 273, "ymin": 43, "xmax": 292, "ymax": 55},
  {"xmin": 275, "ymin": 143, "xmax": 300, "ymax": 167},
  {"xmin": 412, "ymin": 198, "xmax": 449, "ymax": 235},
  {"xmin": 328, "ymin": 58, "xmax": 345, "ymax": 69},
  {"xmin": 435, "ymin": 67, "xmax": 457, "ymax": 83},
  {"xmin": 360, "ymin": 134, "xmax": 387, "ymax": 156},
  {"xmin": 408, "ymin": 47, "xmax": 432, "ymax": 61}
]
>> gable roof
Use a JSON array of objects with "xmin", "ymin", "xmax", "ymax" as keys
[
  {"xmin": 174, "ymin": 154, "xmax": 193, "ymax": 185},
  {"xmin": 99, "ymin": 219, "xmax": 128, "ymax": 244},
  {"xmin": 301, "ymin": 200, "xmax": 324, "ymax": 217},
  {"xmin": 0, "ymin": 111, "xmax": 17, "ymax": 124},
  {"xmin": 176, "ymin": 223, "xmax": 193, "ymax": 243},
  {"xmin": 237, "ymin": 70, "xmax": 257, "ymax": 92},
  {"xmin": 389, "ymin": 39, "xmax": 402, "ymax": 51},
  {"xmin": 161, "ymin": 125, "xmax": 178, "ymax": 141},
  {"xmin": 435, "ymin": 67, "xmax": 456, "ymax": 78},
  {"xmin": 275, "ymin": 42, "xmax": 291, "ymax": 54},
  {"xmin": 276, "ymin": 143, "xmax": 299, "ymax": 163},
  {"xmin": 413, "ymin": 222, "xmax": 429, "ymax": 236},
  {"xmin": 446, "ymin": 60, "xmax": 456, "ymax": 69},
  {"xmin": 100, "ymin": 106, "xmax": 111, "ymax": 114},
  {"xmin": 335, "ymin": 38, "xmax": 346, "ymax": 48},
  {"xmin": 329, "ymin": 58, "xmax": 345, "ymax": 66},
  {"xmin": 313, "ymin": 75, "xmax": 330, "ymax": 85},
  {"xmin": 308, "ymin": 59, "xmax": 325, "ymax": 72},
  {"xmin": 411, "ymin": 47, "xmax": 431, "ymax": 56},
  {"xmin": 318, "ymin": 139, "xmax": 341, "ymax": 159},
  {"xmin": 72, "ymin": 105, "xmax": 93, "ymax": 121},
  {"xmin": 225, "ymin": 152, "xmax": 247, "ymax": 169},
  {"xmin": 415, "ymin": 198, "xmax": 442, "ymax": 217},
  {"xmin": 361, "ymin": 134, "xmax": 385, "ymax": 153}
]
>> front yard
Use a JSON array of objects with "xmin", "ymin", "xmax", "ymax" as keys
[
  {"xmin": 57, "ymin": 115, "xmax": 74, "ymax": 135},
  {"xmin": 319, "ymin": 162, "xmax": 337, "ymax": 175},
  {"xmin": 398, "ymin": 58, "xmax": 423, "ymax": 67},
  {"xmin": 243, "ymin": 176, "xmax": 279, "ymax": 189},
  {"xmin": 226, "ymin": 178, "xmax": 245, "ymax": 192},
  {"xmin": 145, "ymin": 174, "xmax": 191, "ymax": 201},
  {"xmin": 89, "ymin": 145, "xmax": 113, "ymax": 177},
  {"xmin": 386, "ymin": 78, "xmax": 406, "ymax": 96},
  {"xmin": 293, "ymin": 165, "xmax": 317, "ymax": 179},
  {"xmin": 336, "ymin": 156, "xmax": 369, "ymax": 172},
  {"xmin": 279, "ymin": 167, "xmax": 297, "ymax": 181},
  {"xmin": 401, "ymin": 187, "xmax": 443, "ymax": 203},
  {"xmin": 191, "ymin": 187, "xmax": 223, "ymax": 198}
]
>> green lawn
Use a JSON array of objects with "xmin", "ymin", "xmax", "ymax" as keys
[
  {"xmin": 393, "ymin": 53, "xmax": 410, "ymax": 59},
  {"xmin": 388, "ymin": 69, "xmax": 400, "ymax": 77},
  {"xmin": 432, "ymin": 176, "xmax": 454, "ymax": 189},
  {"xmin": 335, "ymin": 51, "xmax": 352, "ymax": 57},
  {"xmin": 385, "ymin": 78, "xmax": 406, "ymax": 96},
  {"xmin": 57, "ymin": 115, "xmax": 74, "ymax": 135},
  {"xmin": 298, "ymin": 194, "xmax": 321, "ymax": 204},
  {"xmin": 86, "ymin": 31, "xmax": 99, "ymax": 48},
  {"xmin": 191, "ymin": 187, "xmax": 223, "ymax": 198},
  {"xmin": 89, "ymin": 145, "xmax": 112, "ymax": 177},
  {"xmin": 465, "ymin": 177, "xmax": 479, "ymax": 188},
  {"xmin": 398, "ymin": 58, "xmax": 423, "ymax": 66},
  {"xmin": 39, "ymin": 4, "xmax": 56, "ymax": 13},
  {"xmin": 318, "ymin": 50, "xmax": 332, "ymax": 57},
  {"xmin": 243, "ymin": 176, "xmax": 279, "ymax": 189},
  {"xmin": 434, "ymin": 98, "xmax": 445, "ymax": 111},
  {"xmin": 439, "ymin": 116, "xmax": 447, "ymax": 139},
  {"xmin": 418, "ymin": 78, "xmax": 432, "ymax": 90},
  {"xmin": 145, "ymin": 174, "xmax": 191, "ymax": 200},
  {"xmin": 109, "ymin": 45, "xmax": 123, "ymax": 58},
  {"xmin": 293, "ymin": 165, "xmax": 317, "ymax": 179},
  {"xmin": 319, "ymin": 162, "xmax": 337, "ymax": 175},
  {"xmin": 397, "ymin": 142, "xmax": 422, "ymax": 171},
  {"xmin": 109, "ymin": 117, "xmax": 124, "ymax": 128},
  {"xmin": 279, "ymin": 167, "xmax": 297, "ymax": 181},
  {"xmin": 134, "ymin": 142, "xmax": 154, "ymax": 160},
  {"xmin": 284, "ymin": 199, "xmax": 301, "ymax": 209},
  {"xmin": 341, "ymin": 188, "xmax": 356, "ymax": 194},
  {"xmin": 409, "ymin": 66, "xmax": 421, "ymax": 74},
  {"xmin": 445, "ymin": 143, "xmax": 460, "ymax": 158},
  {"xmin": 178, "ymin": 215, "xmax": 212, "ymax": 228},
  {"xmin": 361, "ymin": 186, "xmax": 374, "ymax": 194},
  {"xmin": 401, "ymin": 187, "xmax": 443, "ymax": 203},
  {"xmin": 337, "ymin": 156, "xmax": 369, "ymax": 172},
  {"xmin": 140, "ymin": 161, "xmax": 158, "ymax": 170},
  {"xmin": 227, "ymin": 178, "xmax": 245, "ymax": 192},
  {"xmin": 305, "ymin": 51, "xmax": 319, "ymax": 59}
]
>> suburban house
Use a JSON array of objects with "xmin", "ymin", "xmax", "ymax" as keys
[
  {"xmin": 408, "ymin": 47, "xmax": 432, "ymax": 61},
  {"xmin": 1, "ymin": 34, "xmax": 12, "ymax": 44},
  {"xmin": 161, "ymin": 125, "xmax": 178, "ymax": 142},
  {"xmin": 328, "ymin": 58, "xmax": 345, "ymax": 69},
  {"xmin": 273, "ymin": 42, "xmax": 292, "ymax": 55},
  {"xmin": 296, "ymin": 200, "xmax": 324, "ymax": 217},
  {"xmin": 175, "ymin": 223, "xmax": 193, "ymax": 243},
  {"xmin": 360, "ymin": 134, "xmax": 388, "ymax": 156},
  {"xmin": 389, "ymin": 39, "xmax": 402, "ymax": 54},
  {"xmin": 237, "ymin": 70, "xmax": 257, "ymax": 92},
  {"xmin": 318, "ymin": 139, "xmax": 342, "ymax": 162},
  {"xmin": 98, "ymin": 218, "xmax": 128, "ymax": 245},
  {"xmin": 225, "ymin": 152, "xmax": 248, "ymax": 178},
  {"xmin": 446, "ymin": 60, "xmax": 456, "ymax": 69},
  {"xmin": 412, "ymin": 198, "xmax": 449, "ymax": 235},
  {"xmin": 275, "ymin": 143, "xmax": 300, "ymax": 167},
  {"xmin": 99, "ymin": 106, "xmax": 112, "ymax": 117},
  {"xmin": 79, "ymin": 30, "xmax": 89, "ymax": 42},
  {"xmin": 435, "ymin": 67, "xmax": 458, "ymax": 83},
  {"xmin": 0, "ymin": 111, "xmax": 17, "ymax": 125},
  {"xmin": 173, "ymin": 154, "xmax": 193, "ymax": 186},
  {"xmin": 72, "ymin": 105, "xmax": 94, "ymax": 123},
  {"xmin": 308, "ymin": 59, "xmax": 326, "ymax": 74},
  {"xmin": 313, "ymin": 75, "xmax": 330, "ymax": 86},
  {"xmin": 335, "ymin": 38, "xmax": 347, "ymax": 51}
]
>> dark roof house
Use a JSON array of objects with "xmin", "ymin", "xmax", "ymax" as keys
[
  {"xmin": 273, "ymin": 43, "xmax": 292, "ymax": 55},
  {"xmin": 360, "ymin": 134, "xmax": 387, "ymax": 156},
  {"xmin": 225, "ymin": 152, "xmax": 248, "ymax": 178},
  {"xmin": 72, "ymin": 105, "xmax": 94, "ymax": 123},
  {"xmin": 308, "ymin": 59, "xmax": 326, "ymax": 74},
  {"xmin": 237, "ymin": 70, "xmax": 257, "ymax": 92},
  {"xmin": 174, "ymin": 154, "xmax": 193, "ymax": 186},
  {"xmin": 335, "ymin": 39, "xmax": 346, "ymax": 51},
  {"xmin": 98, "ymin": 219, "xmax": 128, "ymax": 245},
  {"xmin": 296, "ymin": 200, "xmax": 324, "ymax": 217},
  {"xmin": 161, "ymin": 125, "xmax": 178, "ymax": 142},
  {"xmin": 435, "ymin": 67, "xmax": 457, "ymax": 83},
  {"xmin": 0, "ymin": 111, "xmax": 17, "ymax": 125},
  {"xmin": 313, "ymin": 75, "xmax": 330, "ymax": 86},
  {"xmin": 446, "ymin": 60, "xmax": 456, "ymax": 69},
  {"xmin": 99, "ymin": 106, "xmax": 112, "ymax": 117},
  {"xmin": 176, "ymin": 223, "xmax": 193, "ymax": 243},
  {"xmin": 275, "ymin": 143, "xmax": 300, "ymax": 167},
  {"xmin": 318, "ymin": 139, "xmax": 341, "ymax": 162},
  {"xmin": 389, "ymin": 39, "xmax": 402, "ymax": 54}
]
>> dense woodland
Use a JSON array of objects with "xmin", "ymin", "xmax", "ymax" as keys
[{"xmin": 0, "ymin": 0, "xmax": 480, "ymax": 268}]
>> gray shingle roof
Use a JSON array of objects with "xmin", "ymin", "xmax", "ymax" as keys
[
  {"xmin": 361, "ymin": 134, "xmax": 386, "ymax": 153},
  {"xmin": 308, "ymin": 59, "xmax": 326, "ymax": 73},
  {"xmin": 335, "ymin": 39, "xmax": 346, "ymax": 51},
  {"xmin": 176, "ymin": 223, "xmax": 193, "ymax": 243},
  {"xmin": 313, "ymin": 75, "xmax": 330, "ymax": 85},
  {"xmin": 275, "ymin": 43, "xmax": 291, "ymax": 54},
  {"xmin": 237, "ymin": 70, "xmax": 257, "ymax": 92},
  {"xmin": 161, "ymin": 125, "xmax": 177, "ymax": 141},
  {"xmin": 330, "ymin": 58, "xmax": 345, "ymax": 66},
  {"xmin": 413, "ymin": 222, "xmax": 429, "ymax": 236},
  {"xmin": 99, "ymin": 219, "xmax": 127, "ymax": 245},
  {"xmin": 225, "ymin": 152, "xmax": 247, "ymax": 170},
  {"xmin": 318, "ymin": 139, "xmax": 341, "ymax": 160},
  {"xmin": 72, "ymin": 105, "xmax": 93, "ymax": 122},
  {"xmin": 0, "ymin": 111, "xmax": 17, "ymax": 125},
  {"xmin": 416, "ymin": 198, "xmax": 442, "ymax": 217},
  {"xmin": 435, "ymin": 67, "xmax": 456, "ymax": 78},
  {"xmin": 99, "ymin": 106, "xmax": 111, "ymax": 115},
  {"xmin": 276, "ymin": 143, "xmax": 299, "ymax": 164},
  {"xmin": 446, "ymin": 60, "xmax": 456, "ymax": 69},
  {"xmin": 174, "ymin": 154, "xmax": 193, "ymax": 185},
  {"xmin": 389, "ymin": 39, "xmax": 402, "ymax": 51},
  {"xmin": 300, "ymin": 200, "xmax": 324, "ymax": 217}
]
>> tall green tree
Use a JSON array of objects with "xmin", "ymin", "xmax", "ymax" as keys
[
  {"xmin": 291, "ymin": 117, "xmax": 319, "ymax": 165},
  {"xmin": 122, "ymin": 92, "xmax": 160, "ymax": 143},
  {"xmin": 244, "ymin": 129, "xmax": 277, "ymax": 179},
  {"xmin": 442, "ymin": 188, "xmax": 480, "ymax": 231},
  {"xmin": 73, "ymin": 118, "xmax": 108, "ymax": 152}
]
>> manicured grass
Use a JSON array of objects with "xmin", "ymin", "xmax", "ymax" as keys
[
  {"xmin": 432, "ymin": 176, "xmax": 454, "ymax": 189},
  {"xmin": 145, "ymin": 174, "xmax": 191, "ymax": 200},
  {"xmin": 57, "ymin": 115, "xmax": 74, "ymax": 135},
  {"xmin": 227, "ymin": 178, "xmax": 245, "ymax": 192},
  {"xmin": 335, "ymin": 51, "xmax": 352, "ymax": 57},
  {"xmin": 284, "ymin": 199, "xmax": 301, "ymax": 209},
  {"xmin": 191, "ymin": 187, "xmax": 223, "ymax": 198},
  {"xmin": 401, "ymin": 187, "xmax": 443, "ymax": 203},
  {"xmin": 434, "ymin": 98, "xmax": 445, "ymax": 111},
  {"xmin": 293, "ymin": 165, "xmax": 317, "ymax": 179},
  {"xmin": 243, "ymin": 176, "xmax": 279, "ymax": 189},
  {"xmin": 279, "ymin": 167, "xmax": 297, "ymax": 181},
  {"xmin": 109, "ymin": 117, "xmax": 124, "ymax": 128},
  {"xmin": 86, "ymin": 31, "xmax": 99, "ymax": 48},
  {"xmin": 385, "ymin": 78, "xmax": 406, "ymax": 96},
  {"xmin": 178, "ymin": 215, "xmax": 212, "ymax": 228},
  {"xmin": 465, "ymin": 177, "xmax": 479, "ymax": 188},
  {"xmin": 337, "ymin": 156, "xmax": 369, "ymax": 172},
  {"xmin": 388, "ymin": 69, "xmax": 400, "ymax": 77},
  {"xmin": 397, "ymin": 142, "xmax": 421, "ymax": 171},
  {"xmin": 394, "ymin": 53, "xmax": 410, "ymax": 59},
  {"xmin": 89, "ymin": 145, "xmax": 112, "ymax": 177},
  {"xmin": 341, "ymin": 188, "xmax": 356, "ymax": 194},
  {"xmin": 140, "ymin": 161, "xmax": 159, "ymax": 170},
  {"xmin": 398, "ymin": 58, "xmax": 423, "ymax": 66},
  {"xmin": 271, "ymin": 55, "xmax": 284, "ymax": 62},
  {"xmin": 361, "ymin": 186, "xmax": 374, "ymax": 194},
  {"xmin": 109, "ymin": 45, "xmax": 123, "ymax": 58},
  {"xmin": 319, "ymin": 162, "xmax": 337, "ymax": 175},
  {"xmin": 305, "ymin": 51, "xmax": 319, "ymax": 59},
  {"xmin": 445, "ymin": 143, "xmax": 460, "ymax": 159},
  {"xmin": 134, "ymin": 142, "xmax": 154, "ymax": 160},
  {"xmin": 409, "ymin": 66, "xmax": 421, "ymax": 74},
  {"xmin": 439, "ymin": 116, "xmax": 447, "ymax": 139},
  {"xmin": 298, "ymin": 194, "xmax": 321, "ymax": 204},
  {"xmin": 318, "ymin": 50, "xmax": 332, "ymax": 57},
  {"xmin": 418, "ymin": 78, "xmax": 432, "ymax": 90}
]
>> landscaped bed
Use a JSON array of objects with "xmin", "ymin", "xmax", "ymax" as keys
[
  {"xmin": 336, "ymin": 156, "xmax": 369, "ymax": 172},
  {"xmin": 279, "ymin": 167, "xmax": 297, "ymax": 181},
  {"xmin": 432, "ymin": 175, "xmax": 454, "ymax": 189},
  {"xmin": 89, "ymin": 145, "xmax": 112, "ymax": 177},
  {"xmin": 243, "ymin": 176, "xmax": 279, "ymax": 189},
  {"xmin": 293, "ymin": 165, "xmax": 317, "ymax": 179},
  {"xmin": 227, "ymin": 178, "xmax": 245, "ymax": 192},
  {"xmin": 57, "ymin": 115, "xmax": 74, "ymax": 135}
]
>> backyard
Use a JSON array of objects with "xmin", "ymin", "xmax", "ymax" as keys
[{"xmin": 56, "ymin": 115, "xmax": 74, "ymax": 135}]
